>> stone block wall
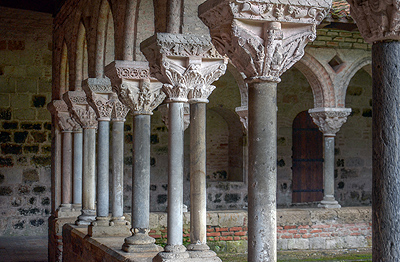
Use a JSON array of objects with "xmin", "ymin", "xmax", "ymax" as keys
[
  {"xmin": 0, "ymin": 7, "xmax": 53, "ymax": 236},
  {"xmin": 309, "ymin": 29, "xmax": 372, "ymax": 50}
]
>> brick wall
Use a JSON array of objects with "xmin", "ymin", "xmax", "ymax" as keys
[
  {"xmin": 309, "ymin": 29, "xmax": 372, "ymax": 50},
  {"xmin": 0, "ymin": 7, "xmax": 53, "ymax": 236}
]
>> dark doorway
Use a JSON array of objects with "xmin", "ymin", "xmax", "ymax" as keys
[{"xmin": 292, "ymin": 110, "xmax": 324, "ymax": 203}]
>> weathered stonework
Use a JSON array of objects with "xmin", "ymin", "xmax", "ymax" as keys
[
  {"xmin": 63, "ymin": 91, "xmax": 98, "ymax": 129},
  {"xmin": 309, "ymin": 107, "xmax": 351, "ymax": 136},
  {"xmin": 82, "ymin": 78, "xmax": 114, "ymax": 121}
]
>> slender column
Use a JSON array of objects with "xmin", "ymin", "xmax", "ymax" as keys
[
  {"xmin": 63, "ymin": 91, "xmax": 98, "ymax": 225},
  {"xmin": 79, "ymin": 127, "xmax": 97, "ymax": 224},
  {"xmin": 199, "ymin": 2, "xmax": 331, "ymax": 260},
  {"xmin": 72, "ymin": 130, "xmax": 83, "ymax": 208},
  {"xmin": 248, "ymin": 81, "xmax": 277, "ymax": 261},
  {"xmin": 111, "ymin": 120, "xmax": 125, "ymax": 220},
  {"xmin": 96, "ymin": 120, "xmax": 110, "ymax": 219},
  {"xmin": 309, "ymin": 107, "xmax": 351, "ymax": 209},
  {"xmin": 188, "ymin": 103, "xmax": 207, "ymax": 249},
  {"xmin": 61, "ymin": 131, "xmax": 73, "ymax": 208},
  {"xmin": 105, "ymin": 60, "xmax": 164, "ymax": 252},
  {"xmin": 372, "ymin": 42, "xmax": 400, "ymax": 260}
]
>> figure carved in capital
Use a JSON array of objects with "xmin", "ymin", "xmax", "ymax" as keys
[{"xmin": 309, "ymin": 108, "xmax": 351, "ymax": 136}]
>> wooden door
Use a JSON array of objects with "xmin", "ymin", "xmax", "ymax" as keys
[{"xmin": 292, "ymin": 111, "xmax": 324, "ymax": 203}]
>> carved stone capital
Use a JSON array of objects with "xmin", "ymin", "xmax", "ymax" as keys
[
  {"xmin": 105, "ymin": 60, "xmax": 165, "ymax": 116},
  {"xmin": 111, "ymin": 95, "xmax": 130, "ymax": 121},
  {"xmin": 63, "ymin": 91, "xmax": 98, "ymax": 129},
  {"xmin": 141, "ymin": 33, "xmax": 227, "ymax": 102},
  {"xmin": 47, "ymin": 100, "xmax": 81, "ymax": 132},
  {"xmin": 308, "ymin": 107, "xmax": 351, "ymax": 136},
  {"xmin": 347, "ymin": 0, "xmax": 400, "ymax": 43},
  {"xmin": 199, "ymin": 0, "xmax": 331, "ymax": 82},
  {"xmin": 235, "ymin": 106, "xmax": 248, "ymax": 132},
  {"xmin": 82, "ymin": 78, "xmax": 114, "ymax": 121}
]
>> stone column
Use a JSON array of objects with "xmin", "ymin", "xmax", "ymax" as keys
[
  {"xmin": 109, "ymin": 95, "xmax": 130, "ymax": 231},
  {"xmin": 346, "ymin": 1, "xmax": 400, "ymax": 259},
  {"xmin": 72, "ymin": 128, "xmax": 83, "ymax": 210},
  {"xmin": 106, "ymin": 60, "xmax": 165, "ymax": 253},
  {"xmin": 309, "ymin": 107, "xmax": 351, "ymax": 209},
  {"xmin": 186, "ymin": 59, "xmax": 227, "ymax": 262},
  {"xmin": 82, "ymin": 78, "xmax": 115, "ymax": 236},
  {"xmin": 63, "ymin": 91, "xmax": 98, "ymax": 225},
  {"xmin": 199, "ymin": 1, "xmax": 331, "ymax": 260},
  {"xmin": 141, "ymin": 33, "xmax": 226, "ymax": 261},
  {"xmin": 47, "ymin": 100, "xmax": 81, "ymax": 218}
]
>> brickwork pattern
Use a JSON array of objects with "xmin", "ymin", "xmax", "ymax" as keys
[
  {"xmin": 309, "ymin": 29, "xmax": 372, "ymax": 50},
  {"xmin": 0, "ymin": 7, "xmax": 52, "ymax": 236}
]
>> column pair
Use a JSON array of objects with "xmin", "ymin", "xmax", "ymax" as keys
[
  {"xmin": 345, "ymin": 1, "xmax": 400, "ymax": 259},
  {"xmin": 199, "ymin": 1, "xmax": 331, "ymax": 260},
  {"xmin": 106, "ymin": 60, "xmax": 164, "ymax": 254},
  {"xmin": 82, "ymin": 78, "xmax": 131, "ymax": 236},
  {"xmin": 309, "ymin": 108, "xmax": 351, "ymax": 209},
  {"xmin": 141, "ymin": 33, "xmax": 227, "ymax": 261},
  {"xmin": 47, "ymin": 100, "xmax": 82, "ymax": 218}
]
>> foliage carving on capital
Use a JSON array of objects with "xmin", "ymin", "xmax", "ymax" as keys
[
  {"xmin": 347, "ymin": 0, "xmax": 400, "ymax": 43},
  {"xmin": 47, "ymin": 100, "xmax": 80, "ymax": 131},
  {"xmin": 111, "ymin": 96, "xmax": 130, "ymax": 121},
  {"xmin": 141, "ymin": 33, "xmax": 227, "ymax": 102},
  {"xmin": 83, "ymin": 78, "xmax": 114, "ymax": 121},
  {"xmin": 63, "ymin": 91, "xmax": 98, "ymax": 129},
  {"xmin": 308, "ymin": 108, "xmax": 351, "ymax": 136},
  {"xmin": 199, "ymin": 0, "xmax": 331, "ymax": 82}
]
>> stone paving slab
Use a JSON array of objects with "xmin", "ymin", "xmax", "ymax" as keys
[{"xmin": 0, "ymin": 236, "xmax": 47, "ymax": 262}]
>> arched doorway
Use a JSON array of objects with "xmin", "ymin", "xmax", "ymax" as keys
[{"xmin": 292, "ymin": 111, "xmax": 324, "ymax": 203}]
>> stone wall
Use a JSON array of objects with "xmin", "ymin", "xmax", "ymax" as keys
[{"xmin": 0, "ymin": 7, "xmax": 53, "ymax": 236}]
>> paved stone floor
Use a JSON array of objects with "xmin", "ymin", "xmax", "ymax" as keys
[{"xmin": 0, "ymin": 236, "xmax": 47, "ymax": 262}]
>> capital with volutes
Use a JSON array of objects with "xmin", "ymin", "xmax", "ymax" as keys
[
  {"xmin": 63, "ymin": 91, "xmax": 98, "ymax": 129},
  {"xmin": 48, "ymin": 100, "xmax": 81, "ymax": 132},
  {"xmin": 82, "ymin": 78, "xmax": 115, "ymax": 121},
  {"xmin": 105, "ymin": 60, "xmax": 165, "ymax": 116},
  {"xmin": 199, "ymin": 0, "xmax": 332, "ymax": 82},
  {"xmin": 140, "ymin": 33, "xmax": 227, "ymax": 103},
  {"xmin": 308, "ymin": 107, "xmax": 351, "ymax": 136}
]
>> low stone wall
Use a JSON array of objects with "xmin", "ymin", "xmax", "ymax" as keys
[{"xmin": 60, "ymin": 207, "xmax": 372, "ymax": 262}]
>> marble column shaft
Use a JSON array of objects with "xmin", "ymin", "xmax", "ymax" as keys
[
  {"xmin": 248, "ymin": 81, "xmax": 277, "ymax": 262},
  {"xmin": 189, "ymin": 102, "xmax": 207, "ymax": 247},
  {"xmin": 97, "ymin": 120, "xmax": 110, "ymax": 218},
  {"xmin": 372, "ymin": 41, "xmax": 400, "ymax": 260},
  {"xmin": 111, "ymin": 120, "xmax": 125, "ymax": 220},
  {"xmin": 73, "ymin": 130, "xmax": 83, "ymax": 207},
  {"xmin": 323, "ymin": 136, "xmax": 335, "ymax": 201},
  {"xmin": 167, "ymin": 102, "xmax": 185, "ymax": 247},
  {"xmin": 61, "ymin": 131, "xmax": 73, "ymax": 207},
  {"xmin": 132, "ymin": 114, "xmax": 151, "ymax": 229}
]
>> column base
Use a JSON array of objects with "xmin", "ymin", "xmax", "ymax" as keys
[
  {"xmin": 318, "ymin": 197, "xmax": 341, "ymax": 209},
  {"xmin": 187, "ymin": 243, "xmax": 221, "ymax": 261},
  {"xmin": 88, "ymin": 217, "xmax": 131, "ymax": 237},
  {"xmin": 153, "ymin": 244, "xmax": 189, "ymax": 262},
  {"xmin": 122, "ymin": 232, "xmax": 163, "ymax": 253},
  {"xmin": 75, "ymin": 209, "xmax": 96, "ymax": 225},
  {"xmin": 56, "ymin": 206, "xmax": 81, "ymax": 218}
]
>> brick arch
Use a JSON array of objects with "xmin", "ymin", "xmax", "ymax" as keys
[
  {"xmin": 295, "ymin": 52, "xmax": 336, "ymax": 108},
  {"xmin": 75, "ymin": 21, "xmax": 89, "ymax": 91},
  {"xmin": 59, "ymin": 41, "xmax": 69, "ymax": 97},
  {"xmin": 95, "ymin": 0, "xmax": 114, "ymax": 77},
  {"xmin": 227, "ymin": 63, "xmax": 247, "ymax": 107},
  {"xmin": 339, "ymin": 56, "xmax": 372, "ymax": 108}
]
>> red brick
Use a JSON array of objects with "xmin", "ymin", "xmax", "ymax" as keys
[
  {"xmin": 216, "ymin": 227, "xmax": 228, "ymax": 232},
  {"xmin": 207, "ymin": 228, "xmax": 215, "ymax": 232},
  {"xmin": 311, "ymin": 225, "xmax": 331, "ymax": 229},
  {"xmin": 234, "ymin": 231, "xmax": 247, "ymax": 236},
  {"xmin": 302, "ymin": 234, "xmax": 313, "ymax": 238},
  {"xmin": 241, "ymin": 236, "xmax": 248, "ymax": 240},
  {"xmin": 311, "ymin": 229, "xmax": 322, "ymax": 234},
  {"xmin": 298, "ymin": 225, "xmax": 310, "ymax": 229},
  {"xmin": 234, "ymin": 237, "xmax": 240, "ymax": 241},
  {"xmin": 221, "ymin": 232, "xmax": 234, "ymax": 236},
  {"xmin": 149, "ymin": 230, "xmax": 156, "ymax": 233},
  {"xmin": 299, "ymin": 230, "xmax": 307, "ymax": 234},
  {"xmin": 294, "ymin": 234, "xmax": 302, "ymax": 239},
  {"xmin": 229, "ymin": 227, "xmax": 243, "ymax": 232},
  {"xmin": 284, "ymin": 225, "xmax": 297, "ymax": 230},
  {"xmin": 183, "ymin": 233, "xmax": 190, "ymax": 237},
  {"xmin": 320, "ymin": 233, "xmax": 332, "ymax": 237},
  {"xmin": 281, "ymin": 235, "xmax": 293, "ymax": 239},
  {"xmin": 349, "ymin": 228, "xmax": 359, "ymax": 231},
  {"xmin": 207, "ymin": 232, "xmax": 220, "ymax": 237},
  {"xmin": 277, "ymin": 226, "xmax": 283, "ymax": 230},
  {"xmin": 351, "ymin": 232, "xmax": 361, "ymax": 236},
  {"xmin": 220, "ymin": 236, "xmax": 233, "ymax": 241},
  {"xmin": 207, "ymin": 237, "xmax": 214, "ymax": 241},
  {"xmin": 288, "ymin": 230, "xmax": 298, "ymax": 234},
  {"xmin": 149, "ymin": 234, "xmax": 162, "ymax": 238}
]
